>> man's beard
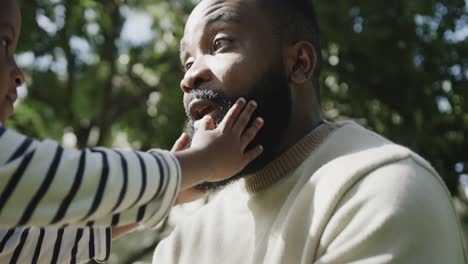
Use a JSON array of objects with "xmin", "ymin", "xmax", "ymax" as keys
[{"xmin": 184, "ymin": 62, "xmax": 292, "ymax": 191}]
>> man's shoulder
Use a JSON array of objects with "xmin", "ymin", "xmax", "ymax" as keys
[
  {"xmin": 300, "ymin": 123, "xmax": 462, "ymax": 248},
  {"xmin": 312, "ymin": 121, "xmax": 438, "ymax": 182},
  {"xmin": 314, "ymin": 120, "xmax": 437, "ymax": 176},
  {"xmin": 323, "ymin": 120, "xmax": 395, "ymax": 152},
  {"xmin": 309, "ymin": 153, "xmax": 466, "ymax": 262},
  {"xmin": 300, "ymin": 121, "xmax": 449, "ymax": 213}
]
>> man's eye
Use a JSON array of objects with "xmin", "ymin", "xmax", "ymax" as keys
[
  {"xmin": 213, "ymin": 38, "xmax": 231, "ymax": 52},
  {"xmin": 0, "ymin": 37, "xmax": 11, "ymax": 47},
  {"xmin": 0, "ymin": 37, "xmax": 11, "ymax": 54}
]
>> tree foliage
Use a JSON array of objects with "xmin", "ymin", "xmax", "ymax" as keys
[
  {"xmin": 9, "ymin": 0, "xmax": 468, "ymax": 262},
  {"xmin": 12, "ymin": 0, "xmax": 195, "ymax": 150},
  {"xmin": 318, "ymin": 0, "xmax": 467, "ymax": 194}
]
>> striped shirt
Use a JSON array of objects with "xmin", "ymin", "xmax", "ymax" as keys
[
  {"xmin": 0, "ymin": 227, "xmax": 110, "ymax": 264},
  {"xmin": 0, "ymin": 126, "xmax": 181, "ymax": 263}
]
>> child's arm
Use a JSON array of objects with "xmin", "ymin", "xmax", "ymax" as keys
[
  {"xmin": 0, "ymin": 98, "xmax": 262, "ymax": 264},
  {"xmin": 0, "ymin": 98, "xmax": 262, "ymax": 228},
  {"xmin": 0, "ymin": 125, "xmax": 181, "ymax": 228},
  {"xmin": 0, "ymin": 227, "xmax": 111, "ymax": 264}
]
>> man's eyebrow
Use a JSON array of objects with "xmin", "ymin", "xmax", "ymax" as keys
[{"xmin": 204, "ymin": 10, "xmax": 241, "ymax": 25}]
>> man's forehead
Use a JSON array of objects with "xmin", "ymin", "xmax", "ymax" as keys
[
  {"xmin": 186, "ymin": 0, "xmax": 248, "ymax": 29},
  {"xmin": 180, "ymin": 8, "xmax": 241, "ymax": 44},
  {"xmin": 180, "ymin": 0, "xmax": 251, "ymax": 56}
]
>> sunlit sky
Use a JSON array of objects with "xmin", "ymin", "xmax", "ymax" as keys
[{"xmin": 121, "ymin": 9, "xmax": 155, "ymax": 46}]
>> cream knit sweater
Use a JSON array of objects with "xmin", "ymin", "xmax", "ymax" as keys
[{"xmin": 153, "ymin": 121, "xmax": 466, "ymax": 264}]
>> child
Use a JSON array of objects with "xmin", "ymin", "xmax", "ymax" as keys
[{"xmin": 0, "ymin": 0, "xmax": 264, "ymax": 262}]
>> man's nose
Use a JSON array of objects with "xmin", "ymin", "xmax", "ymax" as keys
[{"xmin": 180, "ymin": 58, "xmax": 212, "ymax": 93}]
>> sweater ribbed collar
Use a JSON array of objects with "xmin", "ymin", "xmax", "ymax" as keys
[{"xmin": 244, "ymin": 121, "xmax": 338, "ymax": 193}]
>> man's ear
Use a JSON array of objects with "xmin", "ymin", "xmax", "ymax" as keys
[{"xmin": 285, "ymin": 41, "xmax": 317, "ymax": 85}]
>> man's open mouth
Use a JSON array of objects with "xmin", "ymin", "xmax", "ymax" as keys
[{"xmin": 188, "ymin": 99, "xmax": 223, "ymax": 121}]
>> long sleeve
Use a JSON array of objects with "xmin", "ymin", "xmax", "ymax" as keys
[
  {"xmin": 0, "ymin": 227, "xmax": 110, "ymax": 264},
  {"xmin": 0, "ymin": 126, "xmax": 181, "ymax": 228}
]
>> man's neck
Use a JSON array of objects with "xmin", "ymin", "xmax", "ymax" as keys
[
  {"xmin": 275, "ymin": 108, "xmax": 323, "ymax": 159},
  {"xmin": 244, "ymin": 119, "xmax": 336, "ymax": 192}
]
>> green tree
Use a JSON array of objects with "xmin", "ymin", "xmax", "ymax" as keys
[
  {"xmin": 317, "ymin": 0, "xmax": 467, "ymax": 193},
  {"xmin": 12, "ymin": 0, "xmax": 194, "ymax": 150}
]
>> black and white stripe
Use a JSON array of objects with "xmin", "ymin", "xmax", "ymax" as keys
[
  {"xmin": 0, "ymin": 126, "xmax": 181, "ymax": 263},
  {"xmin": 111, "ymin": 150, "xmax": 128, "ymax": 212},
  {"xmin": 0, "ymin": 228, "xmax": 17, "ymax": 253},
  {"xmin": 0, "ymin": 227, "xmax": 110, "ymax": 264},
  {"xmin": 31, "ymin": 228, "xmax": 45, "ymax": 263},
  {"xmin": 18, "ymin": 146, "xmax": 64, "ymax": 226},
  {"xmin": 0, "ymin": 150, "xmax": 36, "ymax": 212},
  {"xmin": 70, "ymin": 229, "xmax": 84, "ymax": 264},
  {"xmin": 9, "ymin": 227, "xmax": 30, "ymax": 264},
  {"xmin": 132, "ymin": 152, "xmax": 148, "ymax": 208},
  {"xmin": 149, "ymin": 152, "xmax": 165, "ymax": 200},
  {"xmin": 82, "ymin": 149, "xmax": 110, "ymax": 221},
  {"xmin": 7, "ymin": 138, "xmax": 33, "ymax": 163},
  {"xmin": 51, "ymin": 150, "xmax": 86, "ymax": 224},
  {"xmin": 0, "ymin": 127, "xmax": 180, "ymax": 227}
]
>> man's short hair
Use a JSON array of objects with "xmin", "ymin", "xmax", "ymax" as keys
[{"xmin": 259, "ymin": 0, "xmax": 322, "ymax": 99}]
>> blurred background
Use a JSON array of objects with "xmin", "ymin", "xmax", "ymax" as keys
[{"xmin": 10, "ymin": 0, "xmax": 468, "ymax": 262}]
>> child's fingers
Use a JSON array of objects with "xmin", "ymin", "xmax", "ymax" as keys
[
  {"xmin": 171, "ymin": 133, "xmax": 190, "ymax": 152},
  {"xmin": 196, "ymin": 115, "xmax": 214, "ymax": 131},
  {"xmin": 242, "ymin": 145, "xmax": 263, "ymax": 165},
  {"xmin": 240, "ymin": 117, "xmax": 264, "ymax": 148},
  {"xmin": 218, "ymin": 98, "xmax": 246, "ymax": 131},
  {"xmin": 233, "ymin": 100, "xmax": 257, "ymax": 135}
]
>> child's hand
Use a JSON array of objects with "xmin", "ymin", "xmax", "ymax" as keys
[
  {"xmin": 190, "ymin": 98, "xmax": 264, "ymax": 183},
  {"xmin": 171, "ymin": 133, "xmax": 208, "ymax": 204},
  {"xmin": 174, "ymin": 98, "xmax": 264, "ymax": 191}
]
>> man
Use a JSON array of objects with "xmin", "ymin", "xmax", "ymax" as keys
[
  {"xmin": 153, "ymin": 0, "xmax": 466, "ymax": 263},
  {"xmin": 0, "ymin": 1, "xmax": 265, "ymax": 263}
]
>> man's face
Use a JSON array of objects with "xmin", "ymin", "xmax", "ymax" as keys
[
  {"xmin": 180, "ymin": 0, "xmax": 292, "ymax": 189},
  {"xmin": 0, "ymin": 0, "xmax": 23, "ymax": 123}
]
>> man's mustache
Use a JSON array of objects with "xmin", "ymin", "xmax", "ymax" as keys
[{"xmin": 183, "ymin": 89, "xmax": 236, "ymax": 116}]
